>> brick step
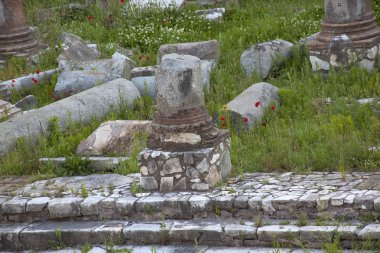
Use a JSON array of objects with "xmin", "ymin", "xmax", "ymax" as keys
[
  {"xmin": 1, "ymin": 173, "xmax": 380, "ymax": 223},
  {"xmin": 0, "ymin": 219, "xmax": 379, "ymax": 251}
]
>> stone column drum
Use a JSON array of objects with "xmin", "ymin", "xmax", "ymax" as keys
[
  {"xmin": 308, "ymin": 0, "xmax": 380, "ymax": 70},
  {"xmin": 0, "ymin": 0, "xmax": 39, "ymax": 59},
  {"xmin": 138, "ymin": 54, "xmax": 232, "ymax": 191}
]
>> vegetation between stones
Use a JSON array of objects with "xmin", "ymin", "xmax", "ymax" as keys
[{"xmin": 0, "ymin": 0, "xmax": 380, "ymax": 177}]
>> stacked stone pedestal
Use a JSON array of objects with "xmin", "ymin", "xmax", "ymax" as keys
[
  {"xmin": 138, "ymin": 53, "xmax": 232, "ymax": 192},
  {"xmin": 139, "ymin": 137, "xmax": 231, "ymax": 191},
  {"xmin": 308, "ymin": 0, "xmax": 380, "ymax": 71}
]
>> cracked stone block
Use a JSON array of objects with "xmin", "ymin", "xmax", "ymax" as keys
[
  {"xmin": 80, "ymin": 196, "xmax": 105, "ymax": 216},
  {"xmin": 300, "ymin": 226, "xmax": 337, "ymax": 246},
  {"xmin": 248, "ymin": 196, "xmax": 263, "ymax": 211},
  {"xmin": 358, "ymin": 224, "xmax": 380, "ymax": 240},
  {"xmin": 200, "ymin": 223, "xmax": 224, "ymax": 241},
  {"xmin": 257, "ymin": 225, "xmax": 300, "ymax": 244},
  {"xmin": 99, "ymin": 197, "xmax": 117, "ymax": 219},
  {"xmin": 224, "ymin": 224, "xmax": 257, "ymax": 239},
  {"xmin": 169, "ymin": 221, "xmax": 202, "ymax": 242},
  {"xmin": 115, "ymin": 197, "xmax": 138, "ymax": 215},
  {"xmin": 2, "ymin": 198, "xmax": 28, "ymax": 214},
  {"xmin": 26, "ymin": 197, "xmax": 50, "ymax": 212},
  {"xmin": 19, "ymin": 221, "xmax": 102, "ymax": 251},
  {"xmin": 189, "ymin": 195, "xmax": 211, "ymax": 212},
  {"xmin": 123, "ymin": 223, "xmax": 164, "ymax": 243},
  {"xmin": 48, "ymin": 197, "xmax": 83, "ymax": 218}
]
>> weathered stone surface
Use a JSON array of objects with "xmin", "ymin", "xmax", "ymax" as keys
[
  {"xmin": 205, "ymin": 165, "xmax": 222, "ymax": 187},
  {"xmin": 2, "ymin": 198, "xmax": 28, "ymax": 214},
  {"xmin": 374, "ymin": 197, "xmax": 380, "ymax": 211},
  {"xmin": 224, "ymin": 224, "xmax": 257, "ymax": 239},
  {"xmin": 15, "ymin": 95, "xmax": 37, "ymax": 111},
  {"xmin": 116, "ymin": 197, "xmax": 138, "ymax": 215},
  {"xmin": 0, "ymin": 78, "xmax": 140, "ymax": 157},
  {"xmin": 80, "ymin": 196, "xmax": 105, "ymax": 216},
  {"xmin": 201, "ymin": 59, "xmax": 216, "ymax": 93},
  {"xmin": 241, "ymin": 40, "xmax": 293, "ymax": 79},
  {"xmin": 93, "ymin": 223, "xmax": 123, "ymax": 243},
  {"xmin": 158, "ymin": 40, "xmax": 220, "ymax": 64},
  {"xmin": 76, "ymin": 120, "xmax": 151, "ymax": 156},
  {"xmin": 129, "ymin": 0, "xmax": 185, "ymax": 9},
  {"xmin": 26, "ymin": 197, "xmax": 50, "ymax": 212},
  {"xmin": 300, "ymin": 226, "xmax": 337, "ymax": 245},
  {"xmin": 123, "ymin": 223, "xmax": 164, "ymax": 243},
  {"xmin": 0, "ymin": 99, "xmax": 22, "ymax": 121},
  {"xmin": 54, "ymin": 70, "xmax": 111, "ymax": 96},
  {"xmin": 358, "ymin": 224, "xmax": 380, "ymax": 240},
  {"xmin": 189, "ymin": 195, "xmax": 211, "ymax": 212},
  {"xmin": 226, "ymin": 82, "xmax": 280, "ymax": 130},
  {"xmin": 160, "ymin": 177, "xmax": 174, "ymax": 191},
  {"xmin": 48, "ymin": 197, "xmax": 83, "ymax": 218},
  {"xmin": 57, "ymin": 33, "xmax": 100, "ymax": 66},
  {"xmin": 20, "ymin": 221, "xmax": 101, "ymax": 251},
  {"xmin": 310, "ymin": 56, "xmax": 330, "ymax": 72},
  {"xmin": 132, "ymin": 76, "xmax": 156, "ymax": 98},
  {"xmin": 169, "ymin": 221, "xmax": 201, "ymax": 241},
  {"xmin": 162, "ymin": 158, "xmax": 183, "ymax": 175},
  {"xmin": 257, "ymin": 225, "xmax": 299, "ymax": 243},
  {"xmin": 59, "ymin": 58, "xmax": 135, "ymax": 80},
  {"xmin": 135, "ymin": 196, "xmax": 165, "ymax": 212},
  {"xmin": 0, "ymin": 223, "xmax": 28, "ymax": 251}
]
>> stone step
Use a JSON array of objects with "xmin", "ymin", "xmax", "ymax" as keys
[
  {"xmin": 1, "ymin": 172, "xmax": 380, "ymax": 223},
  {"xmin": 1, "ymin": 220, "xmax": 379, "ymax": 251},
  {"xmin": 19, "ymin": 245, "xmax": 375, "ymax": 253}
]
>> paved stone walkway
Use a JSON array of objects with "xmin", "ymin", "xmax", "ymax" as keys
[{"xmin": 1, "ymin": 172, "xmax": 380, "ymax": 221}]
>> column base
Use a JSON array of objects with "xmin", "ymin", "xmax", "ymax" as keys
[{"xmin": 138, "ymin": 136, "xmax": 231, "ymax": 192}]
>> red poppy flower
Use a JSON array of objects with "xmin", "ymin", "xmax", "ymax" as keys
[
  {"xmin": 255, "ymin": 101, "xmax": 260, "ymax": 107},
  {"xmin": 36, "ymin": 69, "xmax": 40, "ymax": 75},
  {"xmin": 271, "ymin": 105, "xmax": 276, "ymax": 111},
  {"xmin": 222, "ymin": 123, "xmax": 226, "ymax": 127},
  {"xmin": 220, "ymin": 116, "xmax": 225, "ymax": 121},
  {"xmin": 12, "ymin": 79, "xmax": 15, "ymax": 83},
  {"xmin": 11, "ymin": 83, "xmax": 15, "ymax": 88},
  {"xmin": 119, "ymin": 0, "xmax": 125, "ymax": 3},
  {"xmin": 87, "ymin": 15, "xmax": 95, "ymax": 21},
  {"xmin": 146, "ymin": 56, "xmax": 150, "ymax": 61},
  {"xmin": 138, "ymin": 56, "xmax": 143, "ymax": 60},
  {"xmin": 244, "ymin": 117, "xmax": 249, "ymax": 123},
  {"xmin": 32, "ymin": 78, "xmax": 38, "ymax": 84}
]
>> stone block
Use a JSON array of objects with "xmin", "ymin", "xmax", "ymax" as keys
[
  {"xmin": 48, "ymin": 197, "xmax": 83, "ymax": 218},
  {"xmin": 300, "ymin": 226, "xmax": 337, "ymax": 246},
  {"xmin": 116, "ymin": 196, "xmax": 138, "ymax": 215},
  {"xmin": 158, "ymin": 40, "xmax": 220, "ymax": 64},
  {"xmin": 132, "ymin": 76, "xmax": 156, "ymax": 98},
  {"xmin": 19, "ymin": 221, "xmax": 102, "ymax": 250},
  {"xmin": 374, "ymin": 197, "xmax": 380, "ymax": 211},
  {"xmin": 80, "ymin": 196, "xmax": 105, "ymax": 216},
  {"xmin": 92, "ymin": 223, "xmax": 124, "ymax": 244},
  {"xmin": 2, "ymin": 198, "xmax": 28, "ymax": 214},
  {"xmin": 169, "ymin": 221, "xmax": 202, "ymax": 242},
  {"xmin": 257, "ymin": 225, "xmax": 299, "ymax": 244},
  {"xmin": 123, "ymin": 223, "xmax": 164, "ymax": 243},
  {"xmin": 139, "ymin": 137, "xmax": 231, "ymax": 191},
  {"xmin": 234, "ymin": 195, "xmax": 249, "ymax": 209},
  {"xmin": 189, "ymin": 195, "xmax": 211, "ymax": 212},
  {"xmin": 358, "ymin": 224, "xmax": 380, "ymax": 240},
  {"xmin": 26, "ymin": 197, "xmax": 50, "ymax": 212},
  {"xmin": 0, "ymin": 224, "xmax": 28, "ymax": 251},
  {"xmin": 224, "ymin": 224, "xmax": 257, "ymax": 240},
  {"xmin": 135, "ymin": 196, "xmax": 165, "ymax": 213}
]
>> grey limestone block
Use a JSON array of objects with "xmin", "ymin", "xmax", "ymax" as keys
[
  {"xmin": 80, "ymin": 196, "xmax": 105, "ymax": 216},
  {"xmin": 115, "ymin": 196, "xmax": 138, "ymax": 215},
  {"xmin": 26, "ymin": 197, "xmax": 50, "ymax": 212},
  {"xmin": 257, "ymin": 225, "xmax": 300, "ymax": 243},
  {"xmin": 123, "ymin": 223, "xmax": 164, "ymax": 243},
  {"xmin": 2, "ymin": 198, "xmax": 28, "ymax": 214},
  {"xmin": 48, "ymin": 197, "xmax": 83, "ymax": 218},
  {"xmin": 357, "ymin": 224, "xmax": 380, "ymax": 240},
  {"xmin": 224, "ymin": 224, "xmax": 257, "ymax": 240}
]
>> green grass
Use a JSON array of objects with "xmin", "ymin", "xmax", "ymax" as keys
[{"xmin": 0, "ymin": 0, "xmax": 380, "ymax": 176}]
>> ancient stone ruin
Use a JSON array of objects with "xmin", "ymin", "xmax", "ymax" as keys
[
  {"xmin": 139, "ymin": 54, "xmax": 232, "ymax": 191},
  {"xmin": 308, "ymin": 0, "xmax": 380, "ymax": 70},
  {"xmin": 0, "ymin": 0, "xmax": 39, "ymax": 59}
]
